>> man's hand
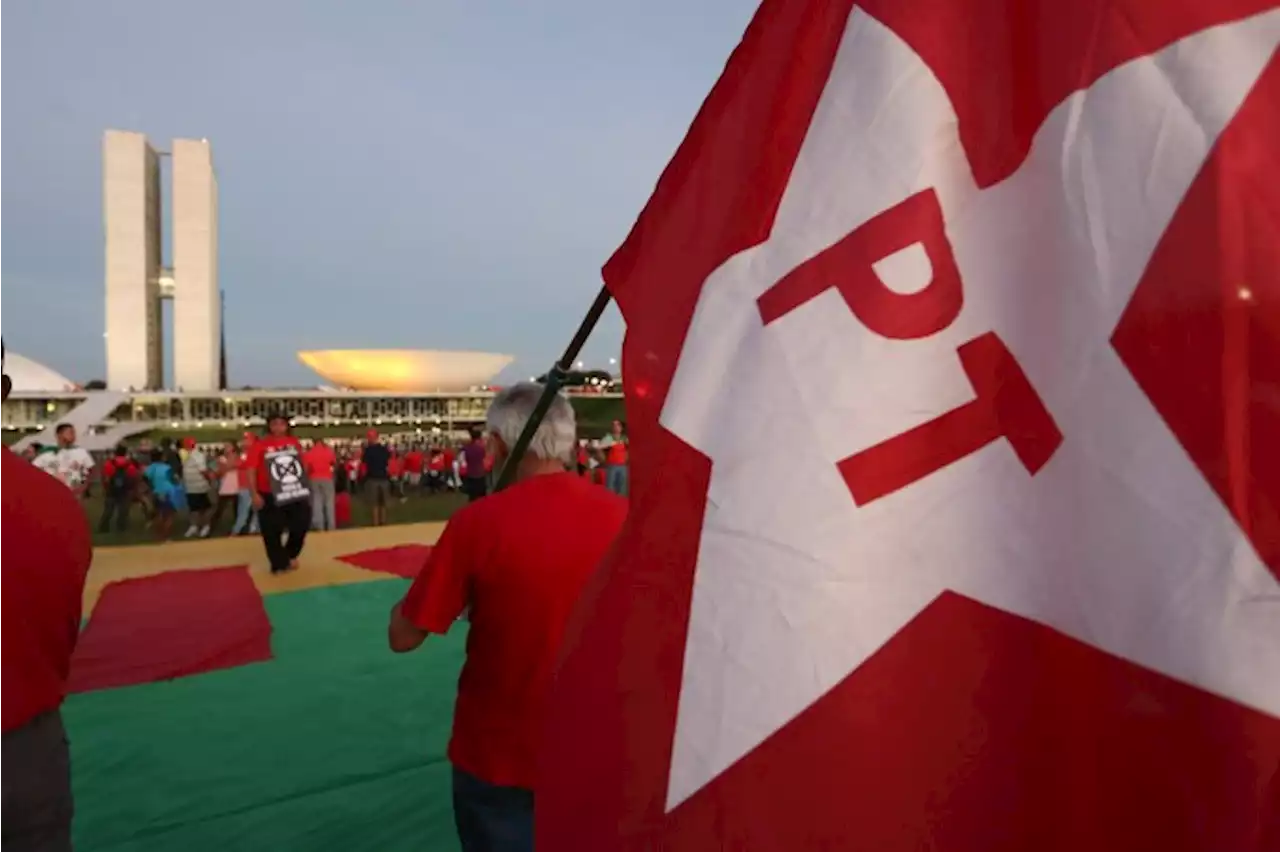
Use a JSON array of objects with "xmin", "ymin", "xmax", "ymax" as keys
[
  {"xmin": 388, "ymin": 601, "xmax": 429, "ymax": 653},
  {"xmin": 251, "ymin": 491, "xmax": 264, "ymax": 510}
]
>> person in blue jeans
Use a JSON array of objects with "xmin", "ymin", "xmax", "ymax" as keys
[
  {"xmin": 598, "ymin": 419, "xmax": 629, "ymax": 496},
  {"xmin": 230, "ymin": 438, "xmax": 259, "ymax": 536}
]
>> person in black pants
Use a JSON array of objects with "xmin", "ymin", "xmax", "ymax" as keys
[
  {"xmin": 460, "ymin": 427, "xmax": 489, "ymax": 502},
  {"xmin": 244, "ymin": 413, "xmax": 311, "ymax": 574}
]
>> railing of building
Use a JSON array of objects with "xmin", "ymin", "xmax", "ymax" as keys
[{"xmin": 2, "ymin": 390, "xmax": 624, "ymax": 432}]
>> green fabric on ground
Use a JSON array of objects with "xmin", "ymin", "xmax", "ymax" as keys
[{"xmin": 64, "ymin": 581, "xmax": 466, "ymax": 852}]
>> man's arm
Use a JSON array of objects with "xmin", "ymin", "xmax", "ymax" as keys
[{"xmin": 387, "ymin": 518, "xmax": 471, "ymax": 653}]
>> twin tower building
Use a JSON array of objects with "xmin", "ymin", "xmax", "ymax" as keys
[{"xmin": 104, "ymin": 130, "xmax": 221, "ymax": 391}]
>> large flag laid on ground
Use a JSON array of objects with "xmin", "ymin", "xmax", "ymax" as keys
[{"xmin": 541, "ymin": 1, "xmax": 1280, "ymax": 849}]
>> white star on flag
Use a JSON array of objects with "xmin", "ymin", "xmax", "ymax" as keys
[{"xmin": 660, "ymin": 8, "xmax": 1280, "ymax": 810}]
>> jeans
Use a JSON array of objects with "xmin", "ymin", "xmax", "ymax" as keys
[
  {"xmin": 605, "ymin": 464, "xmax": 629, "ymax": 497},
  {"xmin": 231, "ymin": 490, "xmax": 258, "ymax": 535},
  {"xmin": 452, "ymin": 768, "xmax": 533, "ymax": 852},
  {"xmin": 310, "ymin": 478, "xmax": 336, "ymax": 531},
  {"xmin": 2, "ymin": 710, "xmax": 72, "ymax": 852}
]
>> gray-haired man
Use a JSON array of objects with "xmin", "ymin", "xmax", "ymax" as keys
[{"xmin": 387, "ymin": 383, "xmax": 627, "ymax": 852}]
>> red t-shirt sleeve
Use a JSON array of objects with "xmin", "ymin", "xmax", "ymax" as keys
[{"xmin": 400, "ymin": 513, "xmax": 474, "ymax": 634}]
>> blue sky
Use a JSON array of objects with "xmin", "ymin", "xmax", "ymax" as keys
[{"xmin": 2, "ymin": 0, "xmax": 757, "ymax": 387}]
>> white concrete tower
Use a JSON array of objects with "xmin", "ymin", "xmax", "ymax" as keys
[
  {"xmin": 172, "ymin": 137, "xmax": 220, "ymax": 391},
  {"xmin": 103, "ymin": 130, "xmax": 163, "ymax": 390}
]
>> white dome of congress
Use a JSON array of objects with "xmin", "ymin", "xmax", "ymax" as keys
[
  {"xmin": 5, "ymin": 352, "xmax": 77, "ymax": 393},
  {"xmin": 297, "ymin": 349, "xmax": 514, "ymax": 392}
]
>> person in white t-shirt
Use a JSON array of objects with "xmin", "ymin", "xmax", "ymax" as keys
[
  {"xmin": 51, "ymin": 424, "xmax": 95, "ymax": 498},
  {"xmin": 31, "ymin": 443, "xmax": 59, "ymax": 478},
  {"xmin": 181, "ymin": 440, "xmax": 215, "ymax": 538}
]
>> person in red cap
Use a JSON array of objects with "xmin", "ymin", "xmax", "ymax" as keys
[
  {"xmin": 362, "ymin": 429, "xmax": 392, "ymax": 526},
  {"xmin": 244, "ymin": 413, "xmax": 311, "ymax": 574},
  {"xmin": 2, "ymin": 341, "xmax": 92, "ymax": 851}
]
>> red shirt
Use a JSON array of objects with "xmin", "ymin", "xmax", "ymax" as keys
[
  {"xmin": 404, "ymin": 450, "xmax": 424, "ymax": 474},
  {"xmin": 428, "ymin": 453, "xmax": 447, "ymax": 473},
  {"xmin": 388, "ymin": 456, "xmax": 404, "ymax": 477},
  {"xmin": 2, "ymin": 448, "xmax": 93, "ymax": 731},
  {"xmin": 246, "ymin": 435, "xmax": 304, "ymax": 492},
  {"xmin": 304, "ymin": 442, "xmax": 336, "ymax": 480},
  {"xmin": 400, "ymin": 472, "xmax": 627, "ymax": 789},
  {"xmin": 102, "ymin": 456, "xmax": 138, "ymax": 483},
  {"xmin": 602, "ymin": 434, "xmax": 628, "ymax": 466}
]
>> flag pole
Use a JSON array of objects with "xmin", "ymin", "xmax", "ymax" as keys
[{"xmin": 492, "ymin": 284, "xmax": 614, "ymax": 492}]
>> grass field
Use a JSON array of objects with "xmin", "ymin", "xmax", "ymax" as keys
[{"xmin": 83, "ymin": 486, "xmax": 468, "ymax": 548}]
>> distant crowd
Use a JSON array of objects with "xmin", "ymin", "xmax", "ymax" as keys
[{"xmin": 16, "ymin": 418, "xmax": 630, "ymax": 541}]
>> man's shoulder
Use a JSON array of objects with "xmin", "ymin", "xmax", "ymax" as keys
[{"xmin": 501, "ymin": 473, "xmax": 625, "ymax": 515}]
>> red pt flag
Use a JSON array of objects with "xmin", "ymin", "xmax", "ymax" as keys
[{"xmin": 540, "ymin": 2, "xmax": 1280, "ymax": 850}]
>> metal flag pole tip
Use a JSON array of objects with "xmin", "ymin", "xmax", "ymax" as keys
[{"xmin": 493, "ymin": 284, "xmax": 615, "ymax": 492}]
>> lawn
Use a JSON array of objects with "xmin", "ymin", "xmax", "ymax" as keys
[{"xmin": 83, "ymin": 487, "xmax": 468, "ymax": 548}]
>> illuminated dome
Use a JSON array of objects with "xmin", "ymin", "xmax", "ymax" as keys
[
  {"xmin": 297, "ymin": 350, "xmax": 514, "ymax": 392},
  {"xmin": 5, "ymin": 352, "xmax": 77, "ymax": 392}
]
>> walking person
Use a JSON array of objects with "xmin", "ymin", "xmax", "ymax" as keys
[
  {"xmin": 388, "ymin": 383, "xmax": 627, "ymax": 852},
  {"xmin": 304, "ymin": 438, "xmax": 337, "ymax": 532},
  {"xmin": 2, "ymin": 342, "xmax": 93, "ymax": 852},
  {"xmin": 98, "ymin": 445, "xmax": 138, "ymax": 534},
  {"xmin": 244, "ymin": 413, "xmax": 311, "ymax": 574}
]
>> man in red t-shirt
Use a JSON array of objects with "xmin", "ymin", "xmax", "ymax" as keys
[
  {"xmin": 244, "ymin": 412, "xmax": 311, "ymax": 574},
  {"xmin": 304, "ymin": 439, "xmax": 337, "ymax": 532},
  {"xmin": 389, "ymin": 383, "xmax": 626, "ymax": 852},
  {"xmin": 403, "ymin": 445, "xmax": 424, "ymax": 494},
  {"xmin": 426, "ymin": 449, "xmax": 448, "ymax": 493},
  {"xmin": 597, "ymin": 418, "xmax": 629, "ymax": 496},
  {"xmin": 2, "ymin": 344, "xmax": 93, "ymax": 851},
  {"xmin": 98, "ymin": 444, "xmax": 138, "ymax": 533}
]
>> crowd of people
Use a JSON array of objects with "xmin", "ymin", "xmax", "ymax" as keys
[
  {"xmin": 4, "ymin": 324, "xmax": 630, "ymax": 852},
  {"xmin": 16, "ymin": 419, "xmax": 631, "ymax": 544}
]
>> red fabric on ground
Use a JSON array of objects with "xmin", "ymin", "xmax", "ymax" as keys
[
  {"xmin": 68, "ymin": 566, "xmax": 273, "ymax": 694},
  {"xmin": 338, "ymin": 545, "xmax": 433, "ymax": 579}
]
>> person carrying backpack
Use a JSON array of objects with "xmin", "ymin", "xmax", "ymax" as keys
[{"xmin": 98, "ymin": 445, "xmax": 137, "ymax": 534}]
